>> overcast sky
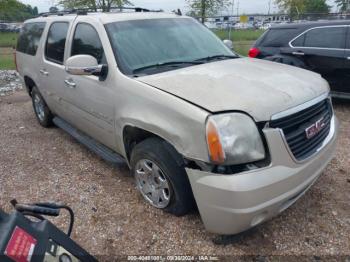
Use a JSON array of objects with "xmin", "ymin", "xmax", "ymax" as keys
[{"xmin": 21, "ymin": 0, "xmax": 337, "ymax": 14}]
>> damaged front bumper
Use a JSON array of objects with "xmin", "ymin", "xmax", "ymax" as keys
[{"xmin": 186, "ymin": 117, "xmax": 338, "ymax": 235}]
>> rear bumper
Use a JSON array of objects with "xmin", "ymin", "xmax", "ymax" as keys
[{"xmin": 186, "ymin": 116, "xmax": 338, "ymax": 235}]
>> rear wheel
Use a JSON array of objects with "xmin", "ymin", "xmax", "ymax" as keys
[
  {"xmin": 130, "ymin": 138, "xmax": 195, "ymax": 216},
  {"xmin": 31, "ymin": 86, "xmax": 53, "ymax": 127}
]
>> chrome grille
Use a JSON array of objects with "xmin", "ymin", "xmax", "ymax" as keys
[{"xmin": 270, "ymin": 99, "xmax": 332, "ymax": 161}]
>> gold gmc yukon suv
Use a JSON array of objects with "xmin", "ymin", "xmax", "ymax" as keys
[{"xmin": 16, "ymin": 9, "xmax": 338, "ymax": 235}]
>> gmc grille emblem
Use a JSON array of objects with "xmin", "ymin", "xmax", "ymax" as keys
[{"xmin": 305, "ymin": 117, "xmax": 326, "ymax": 140}]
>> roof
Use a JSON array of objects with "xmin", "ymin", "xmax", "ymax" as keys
[
  {"xmin": 271, "ymin": 20, "xmax": 350, "ymax": 29},
  {"xmin": 24, "ymin": 11, "xmax": 187, "ymax": 25}
]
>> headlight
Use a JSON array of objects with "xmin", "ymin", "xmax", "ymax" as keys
[{"xmin": 206, "ymin": 113, "xmax": 265, "ymax": 165}]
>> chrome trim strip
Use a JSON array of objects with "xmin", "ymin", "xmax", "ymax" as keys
[
  {"xmin": 331, "ymin": 91, "xmax": 350, "ymax": 100},
  {"xmin": 271, "ymin": 92, "xmax": 329, "ymax": 121},
  {"xmin": 288, "ymin": 25, "xmax": 350, "ymax": 51},
  {"xmin": 278, "ymin": 116, "xmax": 335, "ymax": 164}
]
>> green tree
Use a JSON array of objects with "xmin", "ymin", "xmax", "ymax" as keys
[
  {"xmin": 335, "ymin": 0, "xmax": 350, "ymax": 12},
  {"xmin": 275, "ymin": 0, "xmax": 330, "ymax": 17},
  {"xmin": 304, "ymin": 0, "xmax": 331, "ymax": 13},
  {"xmin": 186, "ymin": 0, "xmax": 230, "ymax": 23},
  {"xmin": 32, "ymin": 6, "xmax": 38, "ymax": 15},
  {"xmin": 0, "ymin": 0, "xmax": 38, "ymax": 21},
  {"xmin": 58, "ymin": 0, "xmax": 133, "ymax": 12}
]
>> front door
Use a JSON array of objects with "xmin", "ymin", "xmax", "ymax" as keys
[{"xmin": 63, "ymin": 21, "xmax": 116, "ymax": 149}]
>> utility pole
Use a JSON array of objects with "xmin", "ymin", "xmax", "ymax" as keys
[
  {"xmin": 268, "ymin": 0, "xmax": 272, "ymax": 15},
  {"xmin": 295, "ymin": 6, "xmax": 300, "ymax": 20},
  {"xmin": 228, "ymin": 0, "xmax": 234, "ymax": 41},
  {"xmin": 236, "ymin": 0, "xmax": 239, "ymax": 17},
  {"xmin": 201, "ymin": 0, "xmax": 206, "ymax": 24}
]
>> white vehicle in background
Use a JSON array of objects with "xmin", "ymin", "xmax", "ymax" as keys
[{"xmin": 259, "ymin": 23, "xmax": 272, "ymax": 30}]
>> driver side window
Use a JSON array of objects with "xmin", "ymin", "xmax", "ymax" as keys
[{"xmin": 71, "ymin": 23, "xmax": 106, "ymax": 64}]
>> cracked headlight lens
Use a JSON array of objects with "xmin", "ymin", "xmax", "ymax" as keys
[{"xmin": 206, "ymin": 113, "xmax": 265, "ymax": 165}]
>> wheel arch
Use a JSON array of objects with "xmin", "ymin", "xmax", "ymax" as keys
[
  {"xmin": 122, "ymin": 125, "xmax": 185, "ymax": 166},
  {"xmin": 23, "ymin": 76, "xmax": 37, "ymax": 96}
]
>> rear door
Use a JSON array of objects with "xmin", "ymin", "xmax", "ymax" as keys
[
  {"xmin": 290, "ymin": 26, "xmax": 346, "ymax": 92},
  {"xmin": 39, "ymin": 20, "xmax": 74, "ymax": 119},
  {"xmin": 343, "ymin": 26, "xmax": 350, "ymax": 94}
]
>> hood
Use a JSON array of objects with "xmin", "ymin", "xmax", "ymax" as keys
[{"xmin": 137, "ymin": 58, "xmax": 329, "ymax": 121}]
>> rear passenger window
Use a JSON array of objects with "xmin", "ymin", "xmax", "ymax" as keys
[
  {"xmin": 71, "ymin": 23, "xmax": 106, "ymax": 64},
  {"xmin": 17, "ymin": 23, "xmax": 46, "ymax": 56},
  {"xmin": 45, "ymin": 22, "xmax": 69, "ymax": 64},
  {"xmin": 261, "ymin": 28, "xmax": 298, "ymax": 47},
  {"xmin": 304, "ymin": 27, "xmax": 346, "ymax": 49}
]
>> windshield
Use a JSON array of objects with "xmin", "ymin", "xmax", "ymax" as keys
[{"xmin": 105, "ymin": 18, "xmax": 236, "ymax": 75}]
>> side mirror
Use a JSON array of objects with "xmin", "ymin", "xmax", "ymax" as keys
[
  {"xmin": 223, "ymin": 39, "xmax": 234, "ymax": 50},
  {"xmin": 65, "ymin": 55, "xmax": 106, "ymax": 77}
]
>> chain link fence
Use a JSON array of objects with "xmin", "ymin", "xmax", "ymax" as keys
[
  {"xmin": 202, "ymin": 12, "xmax": 349, "ymax": 55},
  {"xmin": 1, "ymin": 12, "xmax": 350, "ymax": 68}
]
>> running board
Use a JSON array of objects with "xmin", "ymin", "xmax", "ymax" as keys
[{"xmin": 53, "ymin": 117, "xmax": 125, "ymax": 166}]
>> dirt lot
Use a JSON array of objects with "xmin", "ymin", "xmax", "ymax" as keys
[{"xmin": 0, "ymin": 89, "xmax": 349, "ymax": 260}]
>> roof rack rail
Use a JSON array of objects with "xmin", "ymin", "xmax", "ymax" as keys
[{"xmin": 38, "ymin": 6, "xmax": 162, "ymax": 18}]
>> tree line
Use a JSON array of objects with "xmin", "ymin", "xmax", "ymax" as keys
[
  {"xmin": 188, "ymin": 0, "xmax": 349, "ymax": 22},
  {"xmin": 1, "ymin": 0, "xmax": 349, "ymax": 23},
  {"xmin": 58, "ymin": 0, "xmax": 132, "ymax": 12},
  {"xmin": 0, "ymin": 0, "xmax": 38, "ymax": 22}
]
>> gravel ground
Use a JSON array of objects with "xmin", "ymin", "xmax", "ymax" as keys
[
  {"xmin": 0, "ymin": 70, "xmax": 22, "ymax": 96},
  {"xmin": 0, "ymin": 71, "xmax": 349, "ymax": 260}
]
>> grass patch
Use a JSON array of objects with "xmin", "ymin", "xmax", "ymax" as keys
[
  {"xmin": 0, "ymin": 30, "xmax": 262, "ymax": 69},
  {"xmin": 214, "ymin": 29, "xmax": 265, "ymax": 42},
  {"xmin": 0, "ymin": 54, "xmax": 15, "ymax": 70},
  {"xmin": 0, "ymin": 48, "xmax": 15, "ymax": 70},
  {"xmin": 213, "ymin": 29, "xmax": 264, "ymax": 56},
  {"xmin": 233, "ymin": 40, "xmax": 254, "ymax": 56},
  {"xmin": 0, "ymin": 32, "xmax": 18, "ymax": 48}
]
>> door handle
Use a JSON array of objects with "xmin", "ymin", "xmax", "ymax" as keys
[
  {"xmin": 39, "ymin": 69, "xmax": 49, "ymax": 76},
  {"xmin": 64, "ymin": 79, "xmax": 76, "ymax": 88},
  {"xmin": 292, "ymin": 51, "xmax": 305, "ymax": 56}
]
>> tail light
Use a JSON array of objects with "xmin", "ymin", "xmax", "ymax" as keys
[{"xmin": 248, "ymin": 47, "xmax": 260, "ymax": 58}]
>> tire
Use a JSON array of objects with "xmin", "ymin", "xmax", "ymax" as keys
[
  {"xmin": 31, "ymin": 86, "xmax": 53, "ymax": 127},
  {"xmin": 130, "ymin": 137, "xmax": 195, "ymax": 216}
]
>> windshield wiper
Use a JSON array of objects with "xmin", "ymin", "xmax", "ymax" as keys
[
  {"xmin": 195, "ymin": 55, "xmax": 238, "ymax": 62},
  {"xmin": 133, "ymin": 61, "xmax": 204, "ymax": 74}
]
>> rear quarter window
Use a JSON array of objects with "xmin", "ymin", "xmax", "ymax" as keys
[
  {"xmin": 17, "ymin": 22, "xmax": 46, "ymax": 56},
  {"xmin": 304, "ymin": 27, "xmax": 346, "ymax": 49},
  {"xmin": 260, "ymin": 28, "xmax": 298, "ymax": 47}
]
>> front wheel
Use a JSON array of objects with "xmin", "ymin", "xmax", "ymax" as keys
[{"xmin": 130, "ymin": 138, "xmax": 195, "ymax": 216}]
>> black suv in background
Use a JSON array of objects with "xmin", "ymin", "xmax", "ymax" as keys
[{"xmin": 249, "ymin": 21, "xmax": 350, "ymax": 98}]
